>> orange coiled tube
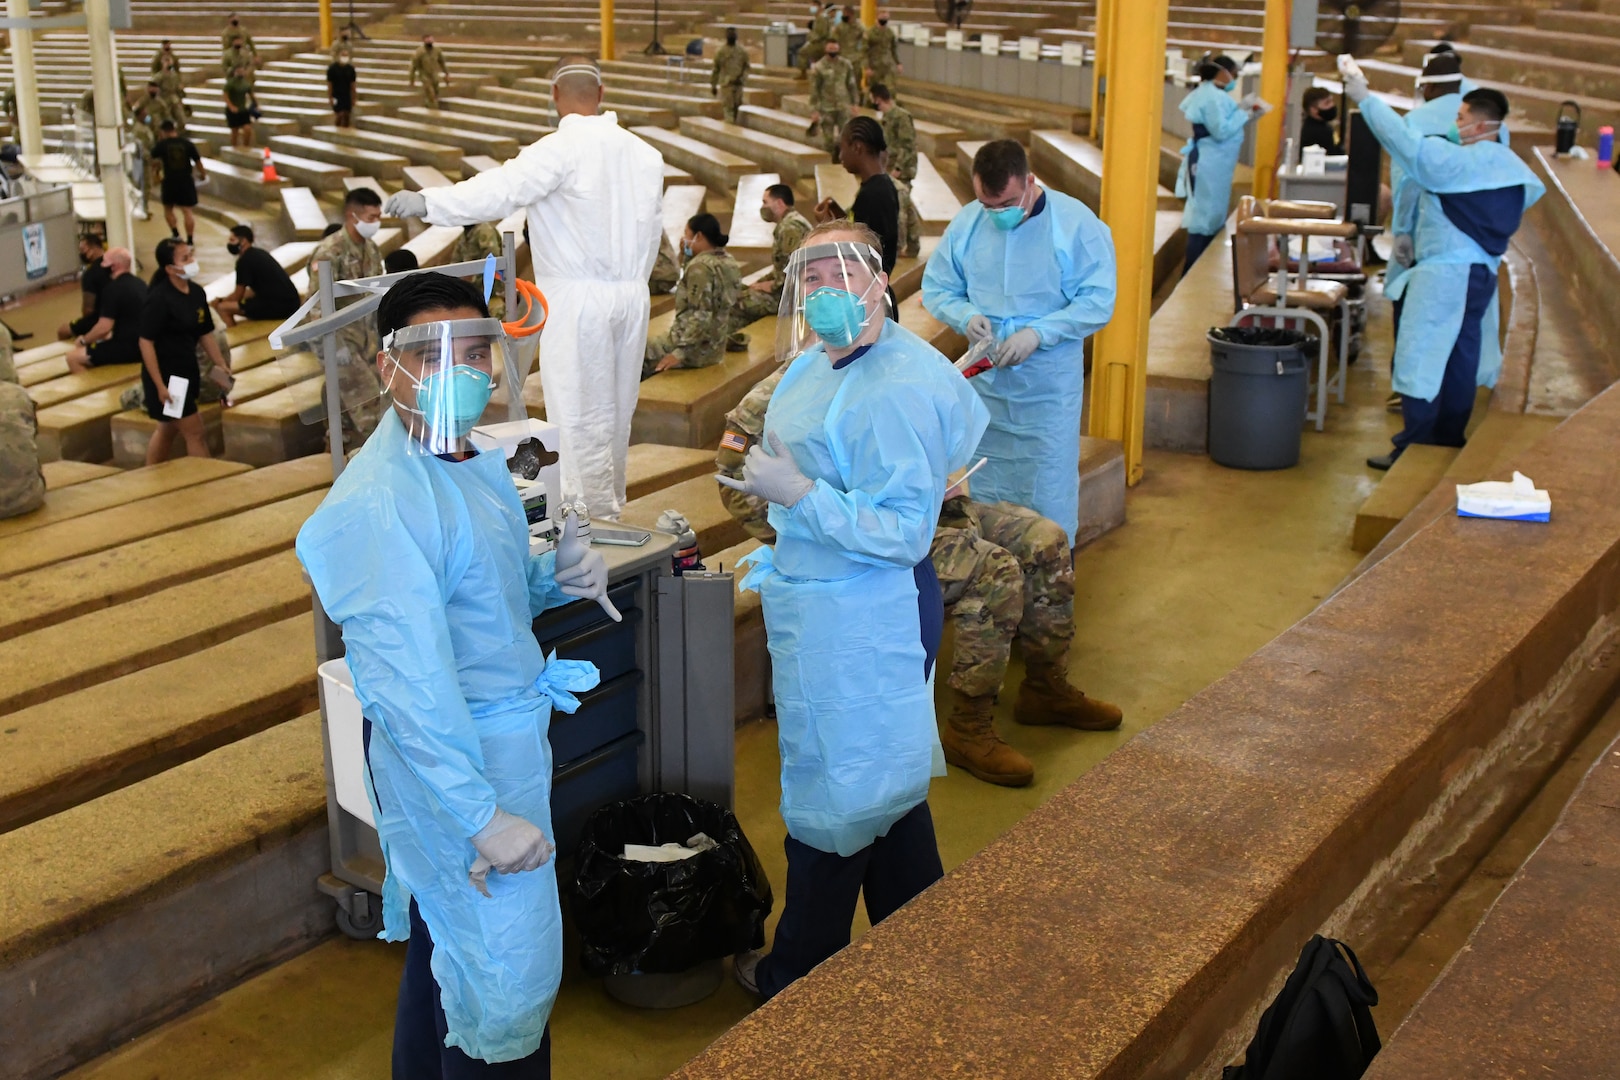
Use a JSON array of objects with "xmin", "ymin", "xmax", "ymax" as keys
[{"xmin": 500, "ymin": 277, "xmax": 549, "ymax": 338}]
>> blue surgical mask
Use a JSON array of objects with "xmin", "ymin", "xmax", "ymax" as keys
[
  {"xmin": 1445, "ymin": 123, "xmax": 1462, "ymax": 144},
  {"xmin": 987, "ymin": 204, "xmax": 1025, "ymax": 231},
  {"xmin": 1222, "ymin": 78, "xmax": 1238, "ymax": 93},
  {"xmin": 803, "ymin": 287, "xmax": 866, "ymax": 347},
  {"xmin": 416, "ymin": 365, "xmax": 494, "ymax": 438},
  {"xmin": 682, "ymin": 241, "xmax": 694, "ymax": 258}
]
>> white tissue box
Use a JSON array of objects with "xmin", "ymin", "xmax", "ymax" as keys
[{"xmin": 1456, "ymin": 471, "xmax": 1551, "ymax": 522}]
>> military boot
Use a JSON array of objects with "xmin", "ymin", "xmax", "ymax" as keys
[
  {"xmin": 1014, "ymin": 664, "xmax": 1123, "ymax": 731},
  {"xmin": 940, "ymin": 689, "xmax": 1034, "ymax": 788}
]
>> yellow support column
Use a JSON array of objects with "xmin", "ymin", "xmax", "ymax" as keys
[
  {"xmin": 319, "ymin": 0, "xmax": 333, "ymax": 50},
  {"xmin": 1088, "ymin": 0, "xmax": 1112, "ymax": 139},
  {"xmin": 862, "ymin": 0, "xmax": 877, "ymax": 27},
  {"xmin": 1250, "ymin": 0, "xmax": 1291, "ymax": 199},
  {"xmin": 601, "ymin": 0, "xmax": 616, "ymax": 61},
  {"xmin": 1088, "ymin": 0, "xmax": 1169, "ymax": 486}
]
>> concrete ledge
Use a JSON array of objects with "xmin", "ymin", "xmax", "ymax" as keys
[
  {"xmin": 1076, "ymin": 436, "xmax": 1126, "ymax": 550},
  {"xmin": 671, "ymin": 382, "xmax": 1620, "ymax": 1080},
  {"xmin": 40, "ymin": 461, "xmax": 120, "ymax": 489},
  {"xmin": 110, "ymin": 404, "xmax": 226, "ymax": 468},
  {"xmin": 620, "ymin": 474, "xmax": 748, "ymax": 558},
  {"xmin": 0, "ymin": 457, "xmax": 247, "ymax": 540},
  {"xmin": 1351, "ymin": 444, "xmax": 1458, "ymax": 554}
]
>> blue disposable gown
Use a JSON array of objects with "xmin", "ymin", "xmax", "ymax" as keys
[
  {"xmin": 920, "ymin": 190, "xmax": 1116, "ymax": 546},
  {"xmin": 739, "ymin": 320, "xmax": 988, "ymax": 856},
  {"xmin": 296, "ymin": 409, "xmax": 598, "ymax": 1063},
  {"xmin": 1360, "ymin": 95, "xmax": 1543, "ymax": 400},
  {"xmin": 1176, "ymin": 80, "xmax": 1252, "ymax": 237}
]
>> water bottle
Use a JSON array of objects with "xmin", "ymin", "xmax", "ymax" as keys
[{"xmin": 1599, "ymin": 126, "xmax": 1614, "ymax": 168}]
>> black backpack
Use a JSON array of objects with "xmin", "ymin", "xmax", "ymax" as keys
[{"xmin": 1223, "ymin": 935, "xmax": 1381, "ymax": 1080}]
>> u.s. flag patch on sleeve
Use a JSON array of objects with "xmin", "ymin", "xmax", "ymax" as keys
[{"xmin": 719, "ymin": 430, "xmax": 748, "ymax": 453}]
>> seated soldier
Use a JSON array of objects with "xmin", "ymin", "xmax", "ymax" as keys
[
  {"xmin": 727, "ymin": 183, "xmax": 811, "ymax": 347},
  {"xmin": 65, "ymin": 247, "xmax": 147, "ymax": 373},
  {"xmin": 212, "ymin": 225, "xmax": 301, "ymax": 327},
  {"xmin": 649, "ymin": 232, "xmax": 679, "ymax": 295},
  {"xmin": 0, "ymin": 377, "xmax": 45, "ymax": 519},
  {"xmin": 452, "ymin": 221, "xmax": 507, "ymax": 320},
  {"xmin": 718, "ymin": 363, "xmax": 1124, "ymax": 788},
  {"xmin": 643, "ymin": 214, "xmax": 742, "ymax": 378}
]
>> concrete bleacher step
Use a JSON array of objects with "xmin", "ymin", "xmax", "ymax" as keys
[
  {"xmin": 403, "ymin": 164, "xmax": 453, "ymax": 191},
  {"xmin": 397, "ymin": 105, "xmax": 552, "ymax": 146},
  {"xmin": 1535, "ymin": 8, "xmax": 1620, "ymax": 39},
  {"xmin": 400, "ymin": 224, "xmax": 467, "ymax": 267},
  {"xmin": 220, "ymin": 145, "xmax": 351, "ymax": 193},
  {"xmin": 0, "ymin": 488, "xmax": 326, "ymax": 642},
  {"xmin": 221, "ymin": 378, "xmax": 327, "ymax": 465},
  {"xmin": 678, "ymin": 115, "xmax": 824, "ymax": 183},
  {"xmin": 1358, "ymin": 56, "xmax": 1620, "ymax": 139},
  {"xmin": 0, "ymin": 615, "xmax": 317, "ymax": 834},
  {"xmin": 25, "ymin": 363, "xmax": 139, "ymax": 410},
  {"xmin": 633, "ymin": 126, "xmax": 756, "ymax": 193},
  {"xmin": 888, "ymin": 77, "xmax": 1086, "ymax": 136},
  {"xmin": 0, "ymin": 454, "xmax": 330, "ymax": 578},
  {"xmin": 0, "ymin": 550, "xmax": 309, "ymax": 717},
  {"xmin": 357, "ymin": 115, "xmax": 518, "ymax": 159},
  {"xmin": 620, "ymin": 473, "xmax": 748, "ymax": 558},
  {"xmin": 784, "ymin": 90, "xmax": 1032, "ymax": 143},
  {"xmin": 198, "ymin": 157, "xmax": 269, "ymax": 208},
  {"xmin": 663, "ymin": 184, "xmax": 708, "ymax": 247},
  {"xmin": 912, "ymin": 155, "xmax": 964, "ymax": 236},
  {"xmin": 1470, "ymin": 23, "xmax": 1620, "ymax": 67},
  {"xmin": 726, "ymin": 173, "xmax": 782, "ymax": 250},
  {"xmin": 1352, "ymin": 444, "xmax": 1462, "ymax": 553},
  {"xmin": 434, "ymin": 96, "xmax": 569, "ymax": 137},
  {"xmin": 0, "ymin": 713, "xmax": 328, "ymax": 1080},
  {"xmin": 270, "ymin": 134, "xmax": 409, "ymax": 181},
  {"xmin": 39, "ymin": 460, "xmax": 120, "ymax": 489},
  {"xmin": 513, "ymin": 76, "xmax": 724, "ymax": 121},
  {"xmin": 1401, "ymin": 39, "xmax": 1620, "ymax": 111},
  {"xmin": 625, "ymin": 443, "xmax": 720, "ymax": 501},
  {"xmin": 0, "ymin": 457, "xmax": 249, "ymax": 541},
  {"xmin": 1031, "ymin": 129, "xmax": 1179, "ymax": 213},
  {"xmin": 312, "ymin": 124, "xmax": 465, "ymax": 173},
  {"xmin": 482, "ymin": 85, "xmax": 677, "ymax": 129},
  {"xmin": 278, "ymin": 186, "xmax": 331, "ymax": 240},
  {"xmin": 602, "ymin": 57, "xmax": 802, "ymax": 101}
]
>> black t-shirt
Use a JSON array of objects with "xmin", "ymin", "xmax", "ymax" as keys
[
  {"xmin": 140, "ymin": 275, "xmax": 214, "ymax": 375},
  {"xmin": 852, "ymin": 172, "xmax": 900, "ymax": 273},
  {"xmin": 1300, "ymin": 115, "xmax": 1343, "ymax": 155},
  {"xmin": 235, "ymin": 245, "xmax": 300, "ymax": 315},
  {"xmin": 151, "ymin": 136, "xmax": 200, "ymax": 182},
  {"xmin": 327, "ymin": 63, "xmax": 357, "ymax": 107},
  {"xmin": 80, "ymin": 260, "xmax": 111, "ymax": 306},
  {"xmin": 99, "ymin": 273, "xmax": 149, "ymax": 346}
]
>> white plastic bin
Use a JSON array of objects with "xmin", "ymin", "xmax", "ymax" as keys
[{"xmin": 319, "ymin": 658, "xmax": 375, "ymax": 828}]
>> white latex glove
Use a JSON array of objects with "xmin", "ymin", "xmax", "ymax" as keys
[
  {"xmin": 384, "ymin": 189, "xmax": 428, "ymax": 219},
  {"xmin": 994, "ymin": 327, "xmax": 1042, "ymax": 368},
  {"xmin": 965, "ymin": 313, "xmax": 993, "ymax": 341},
  {"xmin": 1390, "ymin": 234, "xmax": 1414, "ymax": 271},
  {"xmin": 469, "ymin": 808, "xmax": 553, "ymax": 895},
  {"xmin": 715, "ymin": 431, "xmax": 815, "ymax": 508},
  {"xmin": 554, "ymin": 509, "xmax": 619, "ymax": 620}
]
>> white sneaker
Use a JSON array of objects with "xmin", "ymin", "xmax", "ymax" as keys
[{"xmin": 732, "ymin": 949, "xmax": 764, "ymax": 998}]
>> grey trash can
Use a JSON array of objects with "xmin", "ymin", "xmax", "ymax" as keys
[{"xmin": 1207, "ymin": 327, "xmax": 1310, "ymax": 470}]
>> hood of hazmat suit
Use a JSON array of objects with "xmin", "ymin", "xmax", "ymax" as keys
[{"xmin": 296, "ymin": 407, "xmax": 599, "ymax": 1062}]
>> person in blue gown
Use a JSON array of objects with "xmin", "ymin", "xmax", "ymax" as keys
[{"xmin": 1177, "ymin": 55, "xmax": 1264, "ymax": 272}]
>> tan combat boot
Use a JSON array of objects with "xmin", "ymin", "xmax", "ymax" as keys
[
  {"xmin": 940, "ymin": 690, "xmax": 1035, "ymax": 788},
  {"xmin": 1014, "ymin": 664, "xmax": 1124, "ymax": 731}
]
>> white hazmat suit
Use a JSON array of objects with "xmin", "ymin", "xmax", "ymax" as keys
[{"xmin": 419, "ymin": 113, "xmax": 665, "ymax": 517}]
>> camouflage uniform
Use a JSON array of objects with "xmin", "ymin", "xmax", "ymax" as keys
[
  {"xmin": 309, "ymin": 226, "xmax": 387, "ymax": 446},
  {"xmin": 221, "ymin": 42, "xmax": 255, "ymax": 77},
  {"xmin": 710, "ymin": 43, "xmax": 750, "ymax": 125},
  {"xmin": 150, "ymin": 48, "xmax": 182, "ymax": 75},
  {"xmin": 881, "ymin": 103, "xmax": 922, "ymax": 257},
  {"xmin": 452, "ymin": 222, "xmax": 507, "ymax": 321},
  {"xmin": 155, "ymin": 67, "xmax": 186, "ymax": 131},
  {"xmin": 649, "ymin": 232, "xmax": 679, "ymax": 295},
  {"xmin": 893, "ymin": 179, "xmax": 921, "ymax": 259},
  {"xmin": 330, "ymin": 35, "xmax": 359, "ymax": 61},
  {"xmin": 865, "ymin": 21, "xmax": 900, "ymax": 92},
  {"xmin": 835, "ymin": 17, "xmax": 866, "ymax": 75},
  {"xmin": 716, "ymin": 364, "xmax": 1075, "ymax": 700},
  {"xmin": 220, "ymin": 25, "xmax": 256, "ymax": 51},
  {"xmin": 0, "ymin": 379, "xmax": 45, "ymax": 520},
  {"xmin": 0, "ymin": 322, "xmax": 16, "ymax": 383},
  {"xmin": 728, "ymin": 207, "xmax": 811, "ymax": 341},
  {"xmin": 798, "ymin": 8, "xmax": 833, "ymax": 73},
  {"xmin": 411, "ymin": 45, "xmax": 449, "ymax": 108},
  {"xmin": 643, "ymin": 248, "xmax": 742, "ymax": 376},
  {"xmin": 808, "ymin": 53, "xmax": 858, "ymax": 158}
]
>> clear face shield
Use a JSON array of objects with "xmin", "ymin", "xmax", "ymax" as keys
[
  {"xmin": 775, "ymin": 240, "xmax": 890, "ymax": 362},
  {"xmin": 379, "ymin": 318, "xmax": 523, "ymax": 456}
]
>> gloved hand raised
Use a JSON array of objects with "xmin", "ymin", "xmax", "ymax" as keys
[
  {"xmin": 994, "ymin": 327, "xmax": 1042, "ymax": 368},
  {"xmin": 1336, "ymin": 54, "xmax": 1371, "ymax": 103},
  {"xmin": 384, "ymin": 190, "xmax": 429, "ymax": 219},
  {"xmin": 469, "ymin": 807, "xmax": 553, "ymax": 896},
  {"xmin": 965, "ymin": 313, "xmax": 993, "ymax": 342},
  {"xmin": 715, "ymin": 431, "xmax": 815, "ymax": 508},
  {"xmin": 554, "ymin": 509, "xmax": 620, "ymax": 621}
]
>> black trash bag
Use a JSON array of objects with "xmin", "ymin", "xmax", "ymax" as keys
[
  {"xmin": 1209, "ymin": 326, "xmax": 1310, "ymax": 349},
  {"xmin": 572, "ymin": 793, "xmax": 773, "ymax": 977}
]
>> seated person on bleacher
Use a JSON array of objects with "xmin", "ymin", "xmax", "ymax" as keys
[
  {"xmin": 643, "ymin": 213, "xmax": 742, "ymax": 378},
  {"xmin": 728, "ymin": 183, "xmax": 811, "ymax": 345},
  {"xmin": 1299, "ymin": 88, "xmax": 1343, "ymax": 155},
  {"xmin": 65, "ymin": 247, "xmax": 147, "ymax": 374},
  {"xmin": 0, "ymin": 375, "xmax": 45, "ymax": 520},
  {"xmin": 58, "ymin": 230, "xmax": 108, "ymax": 341},
  {"xmin": 212, "ymin": 226, "xmax": 301, "ymax": 327}
]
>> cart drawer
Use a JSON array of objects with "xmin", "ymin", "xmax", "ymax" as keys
[
  {"xmin": 552, "ymin": 730, "xmax": 643, "ymax": 856},
  {"xmin": 534, "ymin": 579, "xmax": 639, "ymax": 647},
  {"xmin": 549, "ymin": 670, "xmax": 641, "ymax": 766}
]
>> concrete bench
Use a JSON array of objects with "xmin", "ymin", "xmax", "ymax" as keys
[
  {"xmin": 401, "ymin": 225, "xmax": 466, "ymax": 268},
  {"xmin": 403, "ymin": 164, "xmax": 453, "ymax": 191},
  {"xmin": 610, "ymin": 56, "xmax": 801, "ymax": 101},
  {"xmin": 815, "ymin": 163, "xmax": 858, "ymax": 210},
  {"xmin": 1031, "ymin": 129, "xmax": 1178, "ymax": 214},
  {"xmin": 0, "ymin": 484, "xmax": 326, "ymax": 643},
  {"xmin": 484, "ymin": 85, "xmax": 677, "ymax": 130},
  {"xmin": 0, "ymin": 615, "xmax": 316, "ymax": 834},
  {"xmin": 197, "ymin": 158, "xmax": 268, "ymax": 209},
  {"xmin": 460, "ymin": 154, "xmax": 503, "ymax": 174},
  {"xmin": 620, "ymin": 473, "xmax": 749, "ymax": 559},
  {"xmin": 678, "ymin": 116, "xmax": 824, "ymax": 184},
  {"xmin": 312, "ymin": 124, "xmax": 465, "ymax": 173},
  {"xmin": 623, "ymin": 443, "xmax": 719, "ymax": 502},
  {"xmin": 40, "ymin": 461, "xmax": 120, "ymax": 489},
  {"xmin": 0, "ymin": 454, "xmax": 330, "ymax": 578},
  {"xmin": 769, "ymin": 97, "xmax": 967, "ymax": 158},
  {"xmin": 0, "ymin": 712, "xmax": 328, "ymax": 1080},
  {"xmin": 0, "ymin": 549, "xmax": 308, "ymax": 716},
  {"xmin": 1144, "ymin": 216, "xmax": 1233, "ymax": 454},
  {"xmin": 633, "ymin": 126, "xmax": 756, "ymax": 194},
  {"xmin": 26, "ymin": 363, "xmax": 140, "ymax": 410},
  {"xmin": 270, "ymin": 134, "xmax": 409, "ymax": 181},
  {"xmin": 0, "ymin": 457, "xmax": 248, "ymax": 541},
  {"xmin": 514, "ymin": 77, "xmax": 723, "ymax": 122},
  {"xmin": 626, "ymin": 316, "xmax": 781, "ymax": 448},
  {"xmin": 15, "ymin": 340, "xmax": 71, "ymax": 367},
  {"xmin": 277, "ymin": 186, "xmax": 330, "ymax": 241},
  {"xmin": 220, "ymin": 378, "xmax": 327, "ymax": 466},
  {"xmin": 892, "ymin": 77, "xmax": 1087, "ymax": 135},
  {"xmin": 1352, "ymin": 444, "xmax": 1460, "ymax": 553},
  {"xmin": 221, "ymin": 145, "xmax": 351, "ymax": 193},
  {"xmin": 1402, "ymin": 37, "xmax": 1620, "ymax": 110},
  {"xmin": 357, "ymin": 115, "xmax": 518, "ymax": 159},
  {"xmin": 662, "ymin": 184, "xmax": 708, "ymax": 249},
  {"xmin": 911, "ymin": 154, "xmax": 963, "ymax": 236},
  {"xmin": 726, "ymin": 173, "xmax": 782, "ymax": 250},
  {"xmin": 397, "ymin": 105, "xmax": 552, "ymax": 147}
]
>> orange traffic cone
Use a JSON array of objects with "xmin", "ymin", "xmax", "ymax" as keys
[{"xmin": 261, "ymin": 147, "xmax": 280, "ymax": 183}]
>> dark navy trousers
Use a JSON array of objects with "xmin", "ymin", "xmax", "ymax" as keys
[{"xmin": 1394, "ymin": 263, "xmax": 1495, "ymax": 452}]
